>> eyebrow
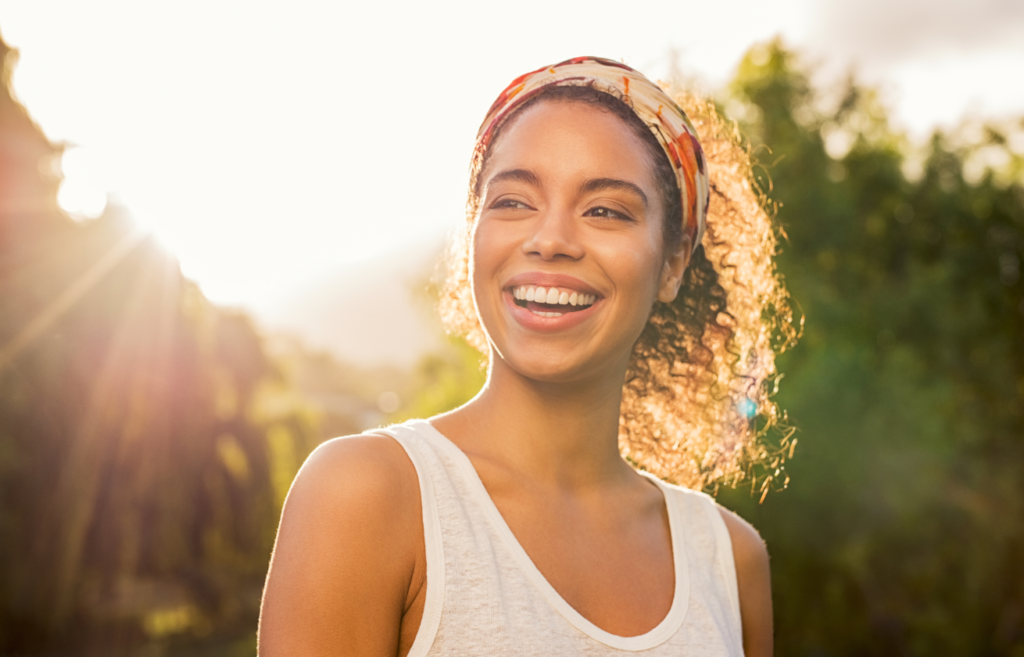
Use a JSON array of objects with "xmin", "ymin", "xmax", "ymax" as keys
[
  {"xmin": 579, "ymin": 178, "xmax": 648, "ymax": 208},
  {"xmin": 487, "ymin": 168, "xmax": 541, "ymax": 188}
]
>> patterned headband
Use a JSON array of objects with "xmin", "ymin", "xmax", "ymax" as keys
[{"xmin": 475, "ymin": 56, "xmax": 710, "ymax": 253}]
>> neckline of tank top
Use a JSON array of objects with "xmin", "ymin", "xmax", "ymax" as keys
[{"xmin": 408, "ymin": 418, "xmax": 692, "ymax": 651}]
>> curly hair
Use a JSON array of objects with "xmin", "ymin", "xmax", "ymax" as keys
[{"xmin": 439, "ymin": 84, "xmax": 799, "ymax": 492}]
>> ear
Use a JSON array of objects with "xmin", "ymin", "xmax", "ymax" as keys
[{"xmin": 657, "ymin": 235, "xmax": 692, "ymax": 303}]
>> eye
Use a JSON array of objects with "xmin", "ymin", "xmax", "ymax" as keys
[
  {"xmin": 585, "ymin": 206, "xmax": 634, "ymax": 221},
  {"xmin": 491, "ymin": 198, "xmax": 532, "ymax": 210}
]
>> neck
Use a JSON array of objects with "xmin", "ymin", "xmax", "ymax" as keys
[{"xmin": 437, "ymin": 352, "xmax": 633, "ymax": 490}]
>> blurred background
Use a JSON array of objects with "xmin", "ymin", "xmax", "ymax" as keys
[{"xmin": 0, "ymin": 1, "xmax": 1022, "ymax": 655}]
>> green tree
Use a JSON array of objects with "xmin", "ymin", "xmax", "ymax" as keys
[{"xmin": 718, "ymin": 40, "xmax": 1024, "ymax": 655}]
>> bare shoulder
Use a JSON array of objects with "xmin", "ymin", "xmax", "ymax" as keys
[
  {"xmin": 259, "ymin": 432, "xmax": 423, "ymax": 657},
  {"xmin": 717, "ymin": 505, "xmax": 774, "ymax": 657},
  {"xmin": 716, "ymin": 505, "xmax": 769, "ymax": 569},
  {"xmin": 288, "ymin": 432, "xmax": 420, "ymax": 514},
  {"xmin": 277, "ymin": 432, "xmax": 423, "ymax": 547}
]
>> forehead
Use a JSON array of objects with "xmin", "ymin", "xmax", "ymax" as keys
[{"xmin": 482, "ymin": 100, "xmax": 658, "ymax": 187}]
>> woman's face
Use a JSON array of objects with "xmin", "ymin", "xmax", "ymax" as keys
[{"xmin": 471, "ymin": 100, "xmax": 689, "ymax": 384}]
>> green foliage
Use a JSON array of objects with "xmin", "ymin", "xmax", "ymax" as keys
[
  {"xmin": 390, "ymin": 270, "xmax": 487, "ymax": 424},
  {"xmin": 394, "ymin": 336, "xmax": 487, "ymax": 422},
  {"xmin": 717, "ymin": 39, "xmax": 1024, "ymax": 655}
]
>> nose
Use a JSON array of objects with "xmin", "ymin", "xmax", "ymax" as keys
[{"xmin": 522, "ymin": 206, "xmax": 585, "ymax": 261}]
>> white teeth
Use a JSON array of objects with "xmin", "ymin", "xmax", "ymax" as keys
[
  {"xmin": 534, "ymin": 311, "xmax": 563, "ymax": 318},
  {"xmin": 510, "ymin": 285, "xmax": 597, "ymax": 307}
]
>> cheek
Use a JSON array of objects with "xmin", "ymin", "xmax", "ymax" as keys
[
  {"xmin": 596, "ymin": 232, "xmax": 665, "ymax": 300},
  {"xmin": 469, "ymin": 220, "xmax": 513, "ymax": 304}
]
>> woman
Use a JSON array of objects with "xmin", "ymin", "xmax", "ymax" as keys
[{"xmin": 259, "ymin": 56, "xmax": 795, "ymax": 656}]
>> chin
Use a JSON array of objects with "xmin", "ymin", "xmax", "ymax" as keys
[{"xmin": 492, "ymin": 341, "xmax": 614, "ymax": 386}]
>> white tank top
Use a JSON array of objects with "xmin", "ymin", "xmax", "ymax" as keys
[{"xmin": 377, "ymin": 419, "xmax": 744, "ymax": 656}]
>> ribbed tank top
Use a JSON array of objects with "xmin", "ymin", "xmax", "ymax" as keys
[{"xmin": 376, "ymin": 419, "xmax": 744, "ymax": 656}]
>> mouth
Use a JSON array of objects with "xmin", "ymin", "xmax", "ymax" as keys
[{"xmin": 508, "ymin": 285, "xmax": 599, "ymax": 318}]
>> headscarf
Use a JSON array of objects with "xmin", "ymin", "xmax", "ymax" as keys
[{"xmin": 475, "ymin": 56, "xmax": 710, "ymax": 253}]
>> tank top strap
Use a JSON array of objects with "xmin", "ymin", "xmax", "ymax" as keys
[
  {"xmin": 372, "ymin": 422, "xmax": 447, "ymax": 657},
  {"xmin": 653, "ymin": 482, "xmax": 743, "ymax": 640}
]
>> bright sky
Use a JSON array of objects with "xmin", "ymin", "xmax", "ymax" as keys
[{"xmin": 2, "ymin": 0, "xmax": 1023, "ymax": 310}]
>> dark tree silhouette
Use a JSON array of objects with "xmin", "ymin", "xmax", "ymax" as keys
[{"xmin": 0, "ymin": 33, "xmax": 319, "ymax": 654}]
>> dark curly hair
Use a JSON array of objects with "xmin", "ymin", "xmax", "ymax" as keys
[{"xmin": 440, "ymin": 84, "xmax": 799, "ymax": 492}]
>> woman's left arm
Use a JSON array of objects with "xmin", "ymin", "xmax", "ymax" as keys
[{"xmin": 718, "ymin": 507, "xmax": 773, "ymax": 657}]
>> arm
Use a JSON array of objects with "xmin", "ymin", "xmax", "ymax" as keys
[
  {"xmin": 718, "ymin": 507, "xmax": 773, "ymax": 657},
  {"xmin": 258, "ymin": 435, "xmax": 425, "ymax": 657}
]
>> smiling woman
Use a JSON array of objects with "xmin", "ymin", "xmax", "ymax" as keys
[{"xmin": 258, "ymin": 57, "xmax": 797, "ymax": 657}]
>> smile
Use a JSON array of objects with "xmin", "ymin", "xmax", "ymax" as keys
[{"xmin": 510, "ymin": 286, "xmax": 597, "ymax": 317}]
